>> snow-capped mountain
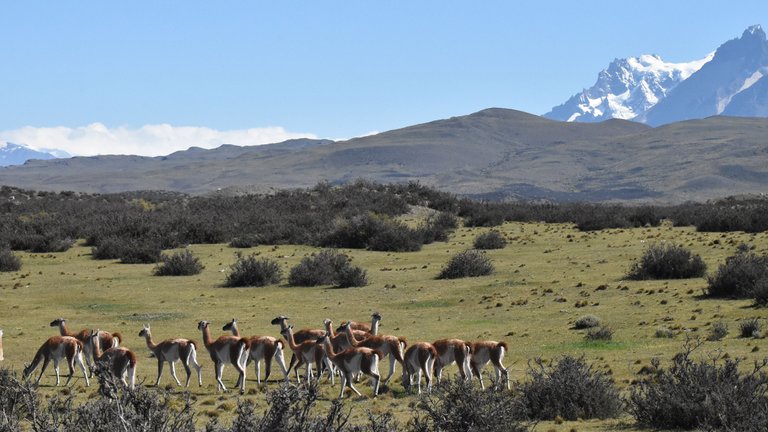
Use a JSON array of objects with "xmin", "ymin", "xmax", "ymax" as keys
[
  {"xmin": 545, "ymin": 54, "xmax": 713, "ymax": 122},
  {"xmin": 0, "ymin": 142, "xmax": 65, "ymax": 167},
  {"xmin": 546, "ymin": 25, "xmax": 768, "ymax": 126}
]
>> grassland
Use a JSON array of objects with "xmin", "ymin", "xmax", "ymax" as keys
[{"xmin": 1, "ymin": 220, "xmax": 767, "ymax": 430}]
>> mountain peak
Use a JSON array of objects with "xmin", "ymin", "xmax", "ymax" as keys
[{"xmin": 744, "ymin": 24, "xmax": 766, "ymax": 40}]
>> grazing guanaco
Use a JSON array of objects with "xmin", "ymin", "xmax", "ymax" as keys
[
  {"xmin": 432, "ymin": 338, "xmax": 472, "ymax": 383},
  {"xmin": 401, "ymin": 342, "xmax": 437, "ymax": 394},
  {"xmin": 342, "ymin": 319, "xmax": 405, "ymax": 385},
  {"xmin": 222, "ymin": 318, "xmax": 289, "ymax": 384},
  {"xmin": 197, "ymin": 320, "xmax": 247, "ymax": 393},
  {"xmin": 50, "ymin": 318, "xmax": 122, "ymax": 376},
  {"xmin": 138, "ymin": 324, "xmax": 202, "ymax": 387},
  {"xmin": 317, "ymin": 333, "xmax": 381, "ymax": 399},
  {"xmin": 270, "ymin": 315, "xmax": 325, "ymax": 374},
  {"xmin": 23, "ymin": 336, "xmax": 89, "ymax": 386},
  {"xmin": 470, "ymin": 340, "xmax": 510, "ymax": 390},
  {"xmin": 90, "ymin": 329, "xmax": 137, "ymax": 389},
  {"xmin": 280, "ymin": 325, "xmax": 333, "ymax": 385}
]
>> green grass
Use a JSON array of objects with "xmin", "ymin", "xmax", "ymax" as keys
[{"xmin": 1, "ymin": 220, "xmax": 767, "ymax": 430}]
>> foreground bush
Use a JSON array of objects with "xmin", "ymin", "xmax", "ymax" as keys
[
  {"xmin": 411, "ymin": 377, "xmax": 527, "ymax": 432},
  {"xmin": 437, "ymin": 250, "xmax": 494, "ymax": 279},
  {"xmin": 628, "ymin": 345, "xmax": 768, "ymax": 431},
  {"xmin": 473, "ymin": 231, "xmax": 507, "ymax": 250},
  {"xmin": 153, "ymin": 250, "xmax": 204, "ymax": 276},
  {"xmin": 707, "ymin": 250, "xmax": 768, "ymax": 300},
  {"xmin": 516, "ymin": 355, "xmax": 622, "ymax": 421},
  {"xmin": 627, "ymin": 243, "xmax": 706, "ymax": 280},
  {"xmin": 0, "ymin": 249, "xmax": 21, "ymax": 272},
  {"xmin": 288, "ymin": 249, "xmax": 367, "ymax": 288},
  {"xmin": 225, "ymin": 253, "xmax": 282, "ymax": 287}
]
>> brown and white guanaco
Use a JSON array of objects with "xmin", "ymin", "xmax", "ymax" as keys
[
  {"xmin": 139, "ymin": 324, "xmax": 202, "ymax": 387},
  {"xmin": 198, "ymin": 320, "xmax": 247, "ymax": 393},
  {"xmin": 317, "ymin": 333, "xmax": 381, "ymax": 399},
  {"xmin": 469, "ymin": 340, "xmax": 510, "ymax": 390},
  {"xmin": 50, "ymin": 318, "xmax": 121, "ymax": 377},
  {"xmin": 222, "ymin": 318, "xmax": 288, "ymax": 385},
  {"xmin": 90, "ymin": 329, "xmax": 137, "ymax": 389},
  {"xmin": 401, "ymin": 342, "xmax": 437, "ymax": 394},
  {"xmin": 23, "ymin": 335, "xmax": 89, "ymax": 387}
]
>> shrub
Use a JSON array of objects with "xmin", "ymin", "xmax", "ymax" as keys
[
  {"xmin": 225, "ymin": 253, "xmax": 282, "ymax": 287},
  {"xmin": 322, "ymin": 213, "xmax": 422, "ymax": 251},
  {"xmin": 739, "ymin": 318, "xmax": 762, "ymax": 338},
  {"xmin": 287, "ymin": 249, "xmax": 367, "ymax": 288},
  {"xmin": 585, "ymin": 326, "xmax": 614, "ymax": 341},
  {"xmin": 367, "ymin": 223, "xmax": 422, "ymax": 252},
  {"xmin": 573, "ymin": 314, "xmax": 601, "ymax": 329},
  {"xmin": 153, "ymin": 250, "xmax": 204, "ymax": 276},
  {"xmin": 753, "ymin": 277, "xmax": 768, "ymax": 306},
  {"xmin": 473, "ymin": 231, "xmax": 507, "ymax": 250},
  {"xmin": 707, "ymin": 322, "xmax": 729, "ymax": 341},
  {"xmin": 411, "ymin": 376, "xmax": 527, "ymax": 432},
  {"xmin": 627, "ymin": 243, "xmax": 707, "ymax": 280},
  {"xmin": 707, "ymin": 251, "xmax": 768, "ymax": 299},
  {"xmin": 91, "ymin": 237, "xmax": 125, "ymax": 260},
  {"xmin": 29, "ymin": 236, "xmax": 74, "ymax": 253},
  {"xmin": 229, "ymin": 234, "xmax": 261, "ymax": 248},
  {"xmin": 516, "ymin": 356, "xmax": 622, "ymax": 421},
  {"xmin": 437, "ymin": 250, "xmax": 494, "ymax": 279},
  {"xmin": 0, "ymin": 249, "xmax": 21, "ymax": 272},
  {"xmin": 655, "ymin": 327, "xmax": 676, "ymax": 338},
  {"xmin": 418, "ymin": 211, "xmax": 458, "ymax": 244},
  {"xmin": 335, "ymin": 265, "xmax": 368, "ymax": 288},
  {"xmin": 628, "ymin": 347, "xmax": 768, "ymax": 431},
  {"xmin": 119, "ymin": 240, "xmax": 162, "ymax": 264}
]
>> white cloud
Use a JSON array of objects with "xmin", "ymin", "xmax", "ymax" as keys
[{"xmin": 0, "ymin": 123, "xmax": 318, "ymax": 157}]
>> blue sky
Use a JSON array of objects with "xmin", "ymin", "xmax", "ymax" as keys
[{"xmin": 1, "ymin": 1, "xmax": 766, "ymax": 155}]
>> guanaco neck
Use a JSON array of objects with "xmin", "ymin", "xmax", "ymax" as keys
[
  {"xmin": 324, "ymin": 320, "xmax": 336, "ymax": 338},
  {"xmin": 343, "ymin": 324, "xmax": 359, "ymax": 347},
  {"xmin": 141, "ymin": 331, "xmax": 159, "ymax": 351},
  {"xmin": 371, "ymin": 317, "xmax": 380, "ymax": 336},
  {"xmin": 321, "ymin": 337, "xmax": 338, "ymax": 360},
  {"xmin": 200, "ymin": 324, "xmax": 213, "ymax": 347},
  {"xmin": 92, "ymin": 333, "xmax": 103, "ymax": 360},
  {"xmin": 282, "ymin": 328, "xmax": 299, "ymax": 351},
  {"xmin": 58, "ymin": 321, "xmax": 74, "ymax": 337}
]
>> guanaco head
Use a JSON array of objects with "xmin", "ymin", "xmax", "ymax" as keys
[
  {"xmin": 335, "ymin": 321, "xmax": 351, "ymax": 333},
  {"xmin": 315, "ymin": 332, "xmax": 329, "ymax": 344},
  {"xmin": 138, "ymin": 324, "xmax": 150, "ymax": 337},
  {"xmin": 270, "ymin": 315, "xmax": 289, "ymax": 326},
  {"xmin": 49, "ymin": 318, "xmax": 66, "ymax": 327},
  {"xmin": 222, "ymin": 318, "xmax": 238, "ymax": 331},
  {"xmin": 197, "ymin": 320, "xmax": 210, "ymax": 331},
  {"xmin": 372, "ymin": 312, "xmax": 382, "ymax": 321},
  {"xmin": 23, "ymin": 362, "xmax": 33, "ymax": 378}
]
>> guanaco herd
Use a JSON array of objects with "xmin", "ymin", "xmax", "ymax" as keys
[{"xmin": 15, "ymin": 313, "xmax": 509, "ymax": 399}]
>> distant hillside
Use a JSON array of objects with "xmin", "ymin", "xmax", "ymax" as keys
[{"xmin": 1, "ymin": 108, "xmax": 768, "ymax": 202}]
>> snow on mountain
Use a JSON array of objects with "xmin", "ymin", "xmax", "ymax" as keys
[
  {"xmin": 545, "ymin": 53, "xmax": 713, "ymax": 123},
  {"xmin": 0, "ymin": 142, "xmax": 62, "ymax": 167},
  {"xmin": 642, "ymin": 25, "xmax": 768, "ymax": 125}
]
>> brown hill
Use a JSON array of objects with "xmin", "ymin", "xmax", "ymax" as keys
[{"xmin": 1, "ymin": 108, "xmax": 767, "ymax": 202}]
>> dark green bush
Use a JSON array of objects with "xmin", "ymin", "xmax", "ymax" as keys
[
  {"xmin": 739, "ymin": 318, "xmax": 762, "ymax": 338},
  {"xmin": 417, "ymin": 212, "xmax": 458, "ymax": 244},
  {"xmin": 335, "ymin": 265, "xmax": 368, "ymax": 288},
  {"xmin": 225, "ymin": 253, "xmax": 282, "ymax": 287},
  {"xmin": 473, "ymin": 231, "xmax": 507, "ymax": 250},
  {"xmin": 707, "ymin": 251, "xmax": 768, "ymax": 299},
  {"xmin": 153, "ymin": 250, "xmax": 204, "ymax": 276},
  {"xmin": 229, "ymin": 235, "xmax": 261, "ymax": 248},
  {"xmin": 585, "ymin": 326, "xmax": 614, "ymax": 341},
  {"xmin": 516, "ymin": 356, "xmax": 622, "ymax": 421},
  {"xmin": 91, "ymin": 237, "xmax": 126, "ymax": 260},
  {"xmin": 322, "ymin": 213, "xmax": 422, "ymax": 252},
  {"xmin": 707, "ymin": 322, "xmax": 729, "ymax": 341},
  {"xmin": 627, "ymin": 243, "xmax": 706, "ymax": 280},
  {"xmin": 628, "ymin": 348, "xmax": 768, "ymax": 431},
  {"xmin": 0, "ymin": 249, "xmax": 21, "ymax": 272},
  {"xmin": 573, "ymin": 315, "xmax": 601, "ymax": 329},
  {"xmin": 753, "ymin": 277, "xmax": 768, "ymax": 306},
  {"xmin": 411, "ymin": 376, "xmax": 527, "ymax": 432},
  {"xmin": 288, "ymin": 249, "xmax": 367, "ymax": 288},
  {"xmin": 119, "ymin": 240, "xmax": 162, "ymax": 264},
  {"xmin": 437, "ymin": 250, "xmax": 494, "ymax": 279}
]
